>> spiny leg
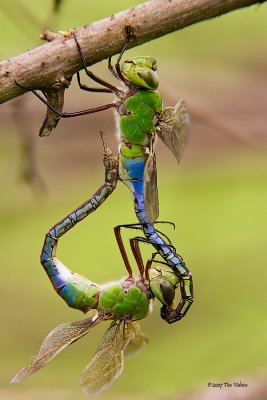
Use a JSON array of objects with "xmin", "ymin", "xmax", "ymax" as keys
[
  {"xmin": 41, "ymin": 132, "xmax": 119, "ymax": 308},
  {"xmin": 129, "ymin": 236, "xmax": 177, "ymax": 280},
  {"xmin": 129, "ymin": 236, "xmax": 168, "ymax": 278},
  {"xmin": 129, "ymin": 237, "xmax": 145, "ymax": 277},
  {"xmin": 129, "ymin": 234, "xmax": 177, "ymax": 255},
  {"xmin": 15, "ymin": 81, "xmax": 118, "ymax": 118},
  {"xmin": 108, "ymin": 25, "xmax": 135, "ymax": 82},
  {"xmin": 145, "ymin": 252, "xmax": 181, "ymax": 279},
  {"xmin": 108, "ymin": 46, "xmax": 127, "ymax": 82},
  {"xmin": 145, "ymin": 252, "xmax": 160, "ymax": 280},
  {"xmin": 115, "ymin": 221, "xmax": 175, "ymax": 245},
  {"xmin": 75, "ymin": 27, "xmax": 134, "ymax": 88},
  {"xmin": 129, "ymin": 236, "xmax": 177, "ymax": 278},
  {"xmin": 114, "ymin": 225, "xmax": 133, "ymax": 277},
  {"xmin": 73, "ymin": 32, "xmax": 122, "ymax": 95},
  {"xmin": 77, "ymin": 71, "xmax": 113, "ymax": 93},
  {"xmin": 16, "ymin": 32, "xmax": 121, "ymax": 116},
  {"xmin": 16, "ymin": 28, "xmax": 132, "ymax": 117},
  {"xmin": 108, "ymin": 57, "xmax": 120, "ymax": 80},
  {"xmin": 114, "ymin": 25, "xmax": 135, "ymax": 83},
  {"xmin": 113, "ymin": 221, "xmax": 175, "ymax": 277}
]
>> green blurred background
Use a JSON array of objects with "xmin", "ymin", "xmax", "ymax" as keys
[{"xmin": 1, "ymin": 1, "xmax": 267, "ymax": 399}]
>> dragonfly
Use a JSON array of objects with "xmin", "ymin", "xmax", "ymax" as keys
[
  {"xmin": 12, "ymin": 237, "xmax": 180, "ymax": 396},
  {"xmin": 16, "ymin": 30, "xmax": 194, "ymax": 323}
]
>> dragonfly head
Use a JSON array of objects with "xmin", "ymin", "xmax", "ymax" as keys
[
  {"xmin": 121, "ymin": 56, "xmax": 159, "ymax": 90},
  {"xmin": 148, "ymin": 266, "xmax": 179, "ymax": 305}
]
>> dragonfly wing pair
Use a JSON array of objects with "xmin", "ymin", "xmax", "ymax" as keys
[
  {"xmin": 11, "ymin": 316, "xmax": 100, "ymax": 384},
  {"xmin": 143, "ymin": 99, "xmax": 189, "ymax": 224},
  {"xmin": 144, "ymin": 151, "xmax": 159, "ymax": 224},
  {"xmin": 12, "ymin": 316, "xmax": 147, "ymax": 396},
  {"xmin": 157, "ymin": 99, "xmax": 190, "ymax": 163},
  {"xmin": 81, "ymin": 320, "xmax": 147, "ymax": 396}
]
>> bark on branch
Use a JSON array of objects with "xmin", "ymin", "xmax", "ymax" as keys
[{"xmin": 0, "ymin": 0, "xmax": 266, "ymax": 104}]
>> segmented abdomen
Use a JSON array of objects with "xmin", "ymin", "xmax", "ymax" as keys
[{"xmin": 41, "ymin": 235, "xmax": 100, "ymax": 312}]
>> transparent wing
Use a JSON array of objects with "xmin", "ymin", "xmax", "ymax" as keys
[
  {"xmin": 81, "ymin": 320, "xmax": 136, "ymax": 396},
  {"xmin": 157, "ymin": 99, "xmax": 190, "ymax": 163},
  {"xmin": 144, "ymin": 149, "xmax": 159, "ymax": 225},
  {"xmin": 11, "ymin": 315, "xmax": 100, "ymax": 384},
  {"xmin": 124, "ymin": 322, "xmax": 148, "ymax": 357}
]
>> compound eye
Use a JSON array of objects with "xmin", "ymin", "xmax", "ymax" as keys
[{"xmin": 160, "ymin": 282, "xmax": 175, "ymax": 305}]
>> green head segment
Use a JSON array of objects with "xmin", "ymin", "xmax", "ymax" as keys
[{"xmin": 121, "ymin": 57, "xmax": 159, "ymax": 90}]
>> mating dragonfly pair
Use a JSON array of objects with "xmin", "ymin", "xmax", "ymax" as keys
[{"xmin": 12, "ymin": 31, "xmax": 194, "ymax": 395}]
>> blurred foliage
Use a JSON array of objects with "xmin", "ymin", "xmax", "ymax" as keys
[{"xmin": 0, "ymin": 1, "xmax": 267, "ymax": 400}]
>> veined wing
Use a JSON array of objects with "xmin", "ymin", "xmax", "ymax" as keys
[
  {"xmin": 11, "ymin": 315, "xmax": 100, "ymax": 384},
  {"xmin": 157, "ymin": 99, "xmax": 190, "ymax": 163},
  {"xmin": 81, "ymin": 320, "xmax": 137, "ymax": 396},
  {"xmin": 144, "ymin": 148, "xmax": 159, "ymax": 225},
  {"xmin": 124, "ymin": 322, "xmax": 148, "ymax": 357}
]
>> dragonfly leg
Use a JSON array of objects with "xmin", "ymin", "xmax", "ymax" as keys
[
  {"xmin": 77, "ymin": 71, "xmax": 113, "ymax": 93},
  {"xmin": 130, "ymin": 235, "xmax": 180, "ymax": 280},
  {"xmin": 145, "ymin": 252, "xmax": 161, "ymax": 279},
  {"xmin": 114, "ymin": 225, "xmax": 133, "ymax": 277},
  {"xmin": 129, "ymin": 237, "xmax": 145, "ymax": 277},
  {"xmin": 73, "ymin": 32, "xmax": 122, "ymax": 95},
  {"xmin": 114, "ymin": 222, "xmax": 175, "ymax": 245},
  {"xmin": 15, "ymin": 81, "xmax": 118, "ymax": 118},
  {"xmin": 113, "ymin": 221, "xmax": 174, "ymax": 277},
  {"xmin": 114, "ymin": 25, "xmax": 135, "ymax": 83},
  {"xmin": 108, "ymin": 57, "xmax": 120, "ymax": 80},
  {"xmin": 41, "ymin": 135, "xmax": 119, "ymax": 310}
]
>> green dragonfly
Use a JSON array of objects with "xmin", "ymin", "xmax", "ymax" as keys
[
  {"xmin": 16, "ymin": 30, "xmax": 193, "ymax": 323},
  {"xmin": 12, "ymin": 242, "xmax": 180, "ymax": 396}
]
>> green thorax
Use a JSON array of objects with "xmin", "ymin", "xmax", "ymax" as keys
[
  {"xmin": 98, "ymin": 279, "xmax": 151, "ymax": 321},
  {"xmin": 120, "ymin": 90, "xmax": 162, "ymax": 153}
]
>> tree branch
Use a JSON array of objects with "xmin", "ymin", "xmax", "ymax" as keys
[{"xmin": 0, "ymin": 0, "xmax": 266, "ymax": 104}]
